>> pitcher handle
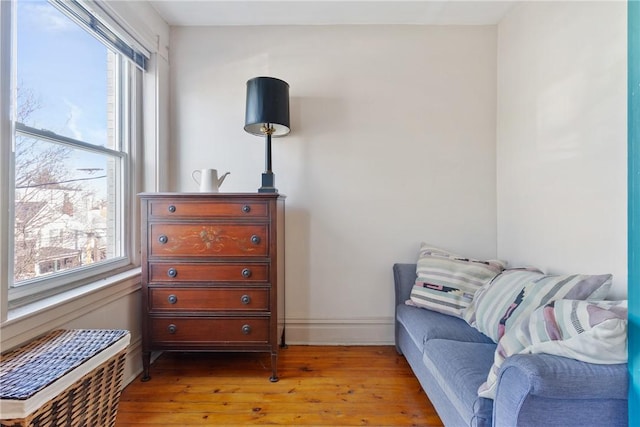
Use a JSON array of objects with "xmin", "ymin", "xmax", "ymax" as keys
[{"xmin": 191, "ymin": 169, "xmax": 201, "ymax": 185}]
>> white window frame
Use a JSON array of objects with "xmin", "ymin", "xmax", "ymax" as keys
[{"xmin": 2, "ymin": 0, "xmax": 147, "ymax": 309}]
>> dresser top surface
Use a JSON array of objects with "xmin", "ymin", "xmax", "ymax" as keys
[{"xmin": 139, "ymin": 192, "xmax": 285, "ymax": 199}]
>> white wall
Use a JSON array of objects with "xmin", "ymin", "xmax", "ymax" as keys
[
  {"xmin": 496, "ymin": 2, "xmax": 627, "ymax": 298},
  {"xmin": 170, "ymin": 25, "xmax": 498, "ymax": 343}
]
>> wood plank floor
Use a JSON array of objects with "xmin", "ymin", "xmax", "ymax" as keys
[{"xmin": 115, "ymin": 346, "xmax": 443, "ymax": 426}]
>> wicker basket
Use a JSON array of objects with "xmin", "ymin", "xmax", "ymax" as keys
[{"xmin": 0, "ymin": 329, "xmax": 130, "ymax": 427}]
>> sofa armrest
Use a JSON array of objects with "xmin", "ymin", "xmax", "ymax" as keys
[
  {"xmin": 393, "ymin": 263, "xmax": 417, "ymax": 355},
  {"xmin": 494, "ymin": 353, "xmax": 628, "ymax": 426},
  {"xmin": 393, "ymin": 263, "xmax": 417, "ymax": 304}
]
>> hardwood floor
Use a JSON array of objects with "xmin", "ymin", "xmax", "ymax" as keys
[{"xmin": 115, "ymin": 346, "xmax": 443, "ymax": 426}]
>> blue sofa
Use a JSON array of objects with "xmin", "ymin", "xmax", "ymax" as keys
[{"xmin": 393, "ymin": 263, "xmax": 628, "ymax": 427}]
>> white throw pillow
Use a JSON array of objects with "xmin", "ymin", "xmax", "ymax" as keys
[{"xmin": 478, "ymin": 299, "xmax": 627, "ymax": 399}]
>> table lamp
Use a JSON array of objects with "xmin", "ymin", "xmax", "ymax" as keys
[{"xmin": 244, "ymin": 76, "xmax": 290, "ymax": 193}]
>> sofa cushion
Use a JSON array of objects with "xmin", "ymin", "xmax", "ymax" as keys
[
  {"xmin": 479, "ymin": 299, "xmax": 627, "ymax": 399},
  {"xmin": 409, "ymin": 243, "xmax": 506, "ymax": 318},
  {"xmin": 423, "ymin": 339, "xmax": 496, "ymax": 426},
  {"xmin": 397, "ymin": 303, "xmax": 494, "ymax": 351},
  {"xmin": 464, "ymin": 268, "xmax": 612, "ymax": 342}
]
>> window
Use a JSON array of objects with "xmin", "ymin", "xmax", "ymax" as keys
[{"xmin": 8, "ymin": 0, "xmax": 147, "ymax": 305}]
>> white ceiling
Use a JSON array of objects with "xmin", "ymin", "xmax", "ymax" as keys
[{"xmin": 148, "ymin": 1, "xmax": 517, "ymax": 26}]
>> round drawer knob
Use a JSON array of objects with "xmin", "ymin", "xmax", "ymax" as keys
[
  {"xmin": 242, "ymin": 205, "xmax": 251, "ymax": 213},
  {"xmin": 241, "ymin": 268, "xmax": 252, "ymax": 278},
  {"xmin": 167, "ymin": 268, "xmax": 177, "ymax": 278},
  {"xmin": 158, "ymin": 235, "xmax": 168, "ymax": 244},
  {"xmin": 240, "ymin": 294, "xmax": 251, "ymax": 305},
  {"xmin": 241, "ymin": 324, "xmax": 252, "ymax": 335},
  {"xmin": 167, "ymin": 324, "xmax": 177, "ymax": 334},
  {"xmin": 250, "ymin": 235, "xmax": 261, "ymax": 245},
  {"xmin": 168, "ymin": 294, "xmax": 178, "ymax": 304},
  {"xmin": 168, "ymin": 205, "xmax": 176, "ymax": 213}
]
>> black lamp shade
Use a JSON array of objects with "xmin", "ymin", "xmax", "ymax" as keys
[{"xmin": 244, "ymin": 77, "xmax": 290, "ymax": 137}]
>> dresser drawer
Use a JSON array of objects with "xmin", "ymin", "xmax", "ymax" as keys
[
  {"xmin": 149, "ymin": 317, "xmax": 270, "ymax": 344},
  {"xmin": 149, "ymin": 287, "xmax": 269, "ymax": 311},
  {"xmin": 148, "ymin": 262, "xmax": 269, "ymax": 282},
  {"xmin": 149, "ymin": 224, "xmax": 268, "ymax": 257},
  {"xmin": 149, "ymin": 199, "xmax": 269, "ymax": 219}
]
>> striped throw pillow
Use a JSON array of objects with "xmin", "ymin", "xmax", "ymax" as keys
[
  {"xmin": 478, "ymin": 299, "xmax": 627, "ymax": 399},
  {"xmin": 408, "ymin": 244, "xmax": 506, "ymax": 318},
  {"xmin": 464, "ymin": 269, "xmax": 612, "ymax": 342}
]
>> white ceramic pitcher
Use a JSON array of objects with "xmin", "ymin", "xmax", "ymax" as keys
[{"xmin": 192, "ymin": 169, "xmax": 230, "ymax": 193}]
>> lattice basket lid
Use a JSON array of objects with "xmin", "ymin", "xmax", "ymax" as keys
[{"xmin": 0, "ymin": 329, "xmax": 130, "ymax": 419}]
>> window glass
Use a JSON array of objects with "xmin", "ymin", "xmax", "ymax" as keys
[
  {"xmin": 11, "ymin": 0, "xmax": 133, "ymax": 295},
  {"xmin": 17, "ymin": 0, "xmax": 114, "ymax": 148},
  {"xmin": 14, "ymin": 134, "xmax": 122, "ymax": 282}
]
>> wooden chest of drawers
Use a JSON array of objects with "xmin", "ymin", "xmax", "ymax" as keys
[{"xmin": 139, "ymin": 193, "xmax": 285, "ymax": 382}]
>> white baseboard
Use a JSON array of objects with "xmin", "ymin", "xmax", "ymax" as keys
[
  {"xmin": 282, "ymin": 317, "xmax": 395, "ymax": 345},
  {"xmin": 122, "ymin": 337, "xmax": 143, "ymax": 387},
  {"xmin": 121, "ymin": 338, "xmax": 162, "ymax": 388}
]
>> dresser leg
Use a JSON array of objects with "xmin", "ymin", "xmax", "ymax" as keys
[
  {"xmin": 269, "ymin": 352, "xmax": 279, "ymax": 382},
  {"xmin": 141, "ymin": 351, "xmax": 151, "ymax": 382}
]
